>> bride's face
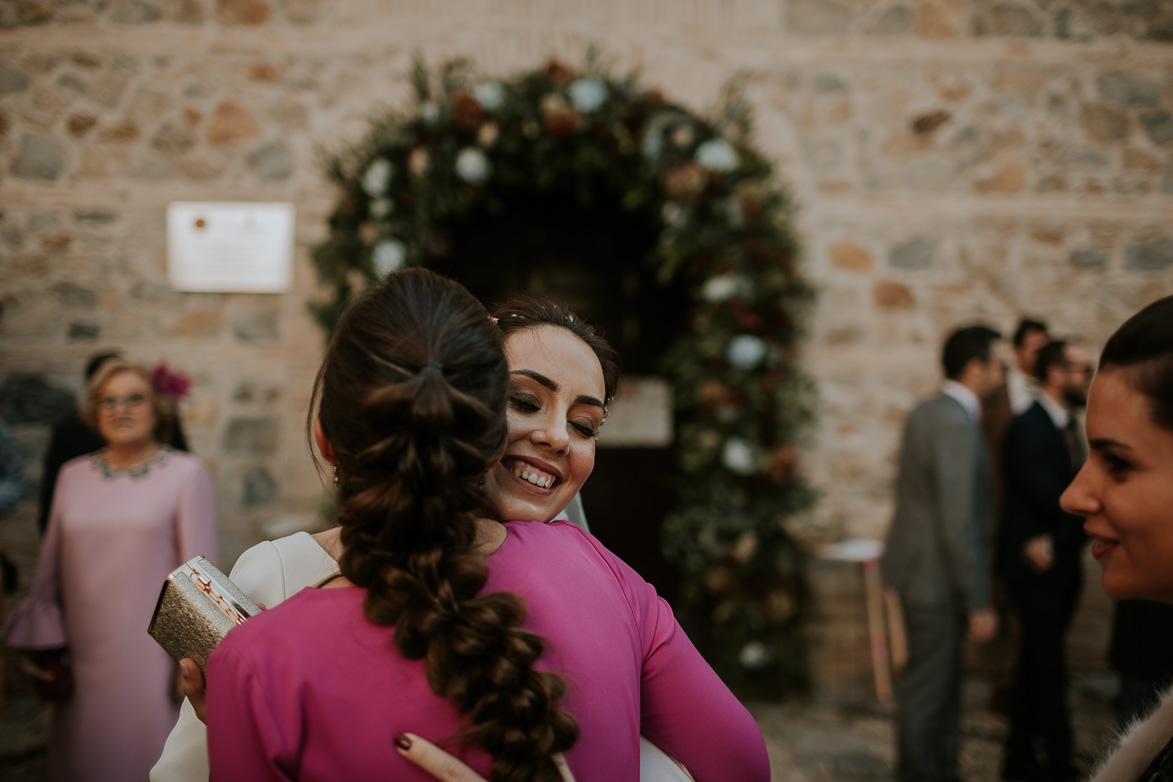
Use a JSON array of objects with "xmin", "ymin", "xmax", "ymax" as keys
[{"xmin": 482, "ymin": 325, "xmax": 606, "ymax": 524}]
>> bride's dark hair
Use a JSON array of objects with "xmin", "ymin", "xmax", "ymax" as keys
[{"xmin": 309, "ymin": 268, "xmax": 578, "ymax": 779}]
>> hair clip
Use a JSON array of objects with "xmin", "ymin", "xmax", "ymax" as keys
[{"xmin": 489, "ymin": 316, "xmax": 499, "ymax": 324}]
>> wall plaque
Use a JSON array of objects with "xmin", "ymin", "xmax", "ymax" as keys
[{"xmin": 168, "ymin": 202, "xmax": 296, "ymax": 293}]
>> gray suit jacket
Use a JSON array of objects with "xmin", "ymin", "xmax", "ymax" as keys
[{"xmin": 880, "ymin": 393, "xmax": 993, "ymax": 614}]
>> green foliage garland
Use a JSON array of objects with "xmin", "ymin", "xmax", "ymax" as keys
[{"xmin": 311, "ymin": 56, "xmax": 816, "ymax": 692}]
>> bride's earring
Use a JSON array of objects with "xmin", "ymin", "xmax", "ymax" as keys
[{"xmin": 332, "ymin": 466, "xmax": 339, "ymax": 486}]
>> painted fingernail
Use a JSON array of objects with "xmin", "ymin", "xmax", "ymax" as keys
[{"xmin": 394, "ymin": 733, "xmax": 412, "ymax": 750}]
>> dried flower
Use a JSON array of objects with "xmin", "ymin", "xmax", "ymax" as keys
[{"xmin": 152, "ymin": 363, "xmax": 192, "ymax": 400}]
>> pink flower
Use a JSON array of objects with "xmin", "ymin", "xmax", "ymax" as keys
[{"xmin": 152, "ymin": 362, "xmax": 192, "ymax": 400}]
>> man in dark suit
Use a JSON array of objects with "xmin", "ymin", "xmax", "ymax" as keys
[
  {"xmin": 882, "ymin": 324, "xmax": 1004, "ymax": 782},
  {"xmin": 997, "ymin": 339, "xmax": 1093, "ymax": 782}
]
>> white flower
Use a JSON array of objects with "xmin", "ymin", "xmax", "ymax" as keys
[
  {"xmin": 696, "ymin": 139, "xmax": 739, "ymax": 172},
  {"xmin": 702, "ymin": 274, "xmax": 748, "ymax": 302},
  {"xmin": 455, "ymin": 147, "xmax": 491, "ymax": 185},
  {"xmin": 362, "ymin": 158, "xmax": 392, "ymax": 197},
  {"xmin": 419, "ymin": 102, "xmax": 440, "ymax": 124},
  {"xmin": 567, "ymin": 78, "xmax": 607, "ymax": 113},
  {"xmin": 726, "ymin": 334, "xmax": 767, "ymax": 369},
  {"xmin": 661, "ymin": 202, "xmax": 687, "ymax": 230},
  {"xmin": 738, "ymin": 641, "xmax": 770, "ymax": 670},
  {"xmin": 369, "ymin": 198, "xmax": 393, "ymax": 219},
  {"xmin": 722, "ymin": 438, "xmax": 757, "ymax": 475},
  {"xmin": 472, "ymin": 82, "xmax": 505, "ymax": 111},
  {"xmin": 372, "ymin": 239, "xmax": 405, "ymax": 277}
]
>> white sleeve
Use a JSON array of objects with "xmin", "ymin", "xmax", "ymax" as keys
[{"xmin": 151, "ymin": 535, "xmax": 330, "ymax": 782}]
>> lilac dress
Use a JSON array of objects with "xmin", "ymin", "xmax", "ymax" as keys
[
  {"xmin": 2, "ymin": 449, "xmax": 217, "ymax": 782},
  {"xmin": 207, "ymin": 520, "xmax": 769, "ymax": 782}
]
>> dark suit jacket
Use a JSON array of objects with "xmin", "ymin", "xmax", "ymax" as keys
[
  {"xmin": 881, "ymin": 393, "xmax": 993, "ymax": 614},
  {"xmin": 995, "ymin": 400, "xmax": 1085, "ymax": 585}
]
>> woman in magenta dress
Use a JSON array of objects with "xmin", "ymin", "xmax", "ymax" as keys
[
  {"xmin": 206, "ymin": 269, "xmax": 767, "ymax": 781},
  {"xmin": 2, "ymin": 359, "xmax": 217, "ymax": 782}
]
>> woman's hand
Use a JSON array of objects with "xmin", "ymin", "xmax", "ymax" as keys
[
  {"xmin": 394, "ymin": 733, "xmax": 576, "ymax": 782},
  {"xmin": 178, "ymin": 658, "xmax": 207, "ymax": 722}
]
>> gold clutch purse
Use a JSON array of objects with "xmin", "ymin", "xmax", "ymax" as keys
[{"xmin": 148, "ymin": 555, "xmax": 261, "ymax": 672}]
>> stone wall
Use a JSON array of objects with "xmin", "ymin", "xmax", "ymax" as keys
[{"xmin": 1, "ymin": 0, "xmax": 1170, "ymax": 683}]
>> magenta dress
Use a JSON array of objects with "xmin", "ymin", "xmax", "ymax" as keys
[
  {"xmin": 2, "ymin": 449, "xmax": 218, "ymax": 782},
  {"xmin": 207, "ymin": 520, "xmax": 768, "ymax": 782}
]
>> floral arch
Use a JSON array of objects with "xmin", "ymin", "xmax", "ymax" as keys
[{"xmin": 311, "ymin": 57, "xmax": 815, "ymax": 691}]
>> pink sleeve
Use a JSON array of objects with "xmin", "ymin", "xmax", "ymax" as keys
[
  {"xmin": 586, "ymin": 536, "xmax": 770, "ymax": 782},
  {"xmin": 207, "ymin": 642, "xmax": 294, "ymax": 782},
  {"xmin": 175, "ymin": 459, "xmax": 218, "ymax": 566},
  {"xmin": 0, "ymin": 468, "xmax": 70, "ymax": 649}
]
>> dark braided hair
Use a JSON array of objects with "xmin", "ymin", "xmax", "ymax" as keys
[
  {"xmin": 309, "ymin": 269, "xmax": 579, "ymax": 780},
  {"xmin": 490, "ymin": 297, "xmax": 621, "ymax": 411}
]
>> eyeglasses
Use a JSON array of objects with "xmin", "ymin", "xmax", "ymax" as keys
[{"xmin": 98, "ymin": 393, "xmax": 148, "ymax": 413}]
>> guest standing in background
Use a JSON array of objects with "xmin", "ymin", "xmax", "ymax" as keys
[
  {"xmin": 0, "ymin": 417, "xmax": 26, "ymax": 716},
  {"xmin": 38, "ymin": 350, "xmax": 189, "ymax": 535},
  {"xmin": 881, "ymin": 325, "xmax": 1004, "ymax": 782},
  {"xmin": 2, "ymin": 359, "xmax": 216, "ymax": 782},
  {"xmin": 997, "ymin": 339, "xmax": 1093, "ymax": 782},
  {"xmin": 1007, "ymin": 319, "xmax": 1050, "ymax": 416}
]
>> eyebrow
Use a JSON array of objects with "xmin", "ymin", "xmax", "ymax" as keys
[
  {"xmin": 510, "ymin": 369, "xmax": 605, "ymax": 409},
  {"xmin": 1089, "ymin": 437, "xmax": 1132, "ymax": 451}
]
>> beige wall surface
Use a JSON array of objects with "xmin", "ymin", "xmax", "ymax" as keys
[{"xmin": 1, "ymin": 1, "xmax": 1171, "ymax": 568}]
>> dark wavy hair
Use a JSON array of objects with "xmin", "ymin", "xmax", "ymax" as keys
[
  {"xmin": 309, "ymin": 269, "xmax": 579, "ymax": 779},
  {"xmin": 1099, "ymin": 294, "xmax": 1173, "ymax": 433},
  {"xmin": 490, "ymin": 297, "xmax": 621, "ymax": 411}
]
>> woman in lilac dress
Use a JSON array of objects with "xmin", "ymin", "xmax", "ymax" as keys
[
  {"xmin": 2, "ymin": 359, "xmax": 217, "ymax": 782},
  {"xmin": 205, "ymin": 269, "xmax": 767, "ymax": 781}
]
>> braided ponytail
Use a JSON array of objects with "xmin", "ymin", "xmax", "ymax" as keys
[{"xmin": 310, "ymin": 269, "xmax": 579, "ymax": 779}]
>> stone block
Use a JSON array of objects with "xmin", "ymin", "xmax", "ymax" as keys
[
  {"xmin": 830, "ymin": 241, "xmax": 875, "ymax": 273},
  {"xmin": 233, "ymin": 311, "xmax": 279, "ymax": 342},
  {"xmin": 241, "ymin": 464, "xmax": 278, "ymax": 507},
  {"xmin": 1097, "ymin": 72, "xmax": 1161, "ymax": 107},
  {"xmin": 787, "ymin": 0, "xmax": 854, "ymax": 34},
  {"xmin": 975, "ymin": 159, "xmax": 1026, "ymax": 192},
  {"xmin": 889, "ymin": 237, "xmax": 935, "ymax": 270},
  {"xmin": 11, "ymin": 134, "xmax": 65, "ymax": 180},
  {"xmin": 247, "ymin": 141, "xmax": 294, "ymax": 180},
  {"xmin": 1069, "ymin": 249, "xmax": 1108, "ymax": 269},
  {"xmin": 1080, "ymin": 103, "xmax": 1131, "ymax": 143},
  {"xmin": 215, "ymin": 0, "xmax": 270, "ymax": 25},
  {"xmin": 224, "ymin": 417, "xmax": 279, "ymax": 454},
  {"xmin": 110, "ymin": 0, "xmax": 164, "ymax": 24},
  {"xmin": 50, "ymin": 282, "xmax": 96, "ymax": 309},
  {"xmin": 67, "ymin": 321, "xmax": 100, "ymax": 340},
  {"xmin": 867, "ymin": 5, "xmax": 913, "ymax": 35},
  {"xmin": 0, "ymin": 65, "xmax": 30, "ymax": 94},
  {"xmin": 67, "ymin": 115, "xmax": 97, "ymax": 137},
  {"xmin": 974, "ymin": 2, "xmax": 1044, "ymax": 37},
  {"xmin": 207, "ymin": 101, "xmax": 261, "ymax": 147},
  {"xmin": 873, "ymin": 281, "xmax": 915, "ymax": 309},
  {"xmin": 1125, "ymin": 238, "xmax": 1173, "ymax": 271},
  {"xmin": 1140, "ymin": 111, "xmax": 1173, "ymax": 146}
]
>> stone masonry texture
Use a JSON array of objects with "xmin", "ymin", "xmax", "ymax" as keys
[{"xmin": 1, "ymin": 0, "xmax": 1171, "ymax": 691}]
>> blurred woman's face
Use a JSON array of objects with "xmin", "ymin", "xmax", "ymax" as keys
[
  {"xmin": 1061, "ymin": 369, "xmax": 1173, "ymax": 602},
  {"xmin": 96, "ymin": 370, "xmax": 158, "ymax": 451},
  {"xmin": 482, "ymin": 325, "xmax": 606, "ymax": 524}
]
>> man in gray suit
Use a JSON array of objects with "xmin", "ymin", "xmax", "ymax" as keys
[{"xmin": 882, "ymin": 325, "xmax": 1004, "ymax": 782}]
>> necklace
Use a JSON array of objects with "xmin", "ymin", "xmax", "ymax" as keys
[{"xmin": 92, "ymin": 446, "xmax": 172, "ymax": 480}]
